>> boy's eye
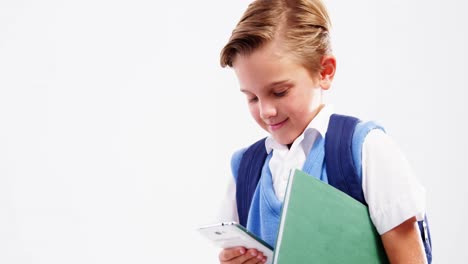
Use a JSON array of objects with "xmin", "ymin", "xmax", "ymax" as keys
[
  {"xmin": 248, "ymin": 96, "xmax": 258, "ymax": 103},
  {"xmin": 273, "ymin": 90, "xmax": 288, "ymax": 97}
]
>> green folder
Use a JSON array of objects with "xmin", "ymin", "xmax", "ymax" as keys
[{"xmin": 273, "ymin": 169, "xmax": 389, "ymax": 264}]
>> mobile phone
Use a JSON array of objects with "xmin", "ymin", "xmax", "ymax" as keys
[{"xmin": 197, "ymin": 221, "xmax": 273, "ymax": 263}]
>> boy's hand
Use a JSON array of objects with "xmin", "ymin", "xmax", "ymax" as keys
[{"xmin": 219, "ymin": 247, "xmax": 267, "ymax": 264}]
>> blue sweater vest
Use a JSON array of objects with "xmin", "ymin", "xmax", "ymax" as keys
[{"xmin": 230, "ymin": 121, "xmax": 383, "ymax": 247}]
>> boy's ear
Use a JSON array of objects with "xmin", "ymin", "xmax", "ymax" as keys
[{"xmin": 318, "ymin": 55, "xmax": 336, "ymax": 90}]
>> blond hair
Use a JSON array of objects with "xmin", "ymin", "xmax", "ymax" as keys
[{"xmin": 220, "ymin": 0, "xmax": 332, "ymax": 73}]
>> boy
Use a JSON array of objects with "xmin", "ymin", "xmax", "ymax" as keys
[{"xmin": 217, "ymin": 0, "xmax": 429, "ymax": 263}]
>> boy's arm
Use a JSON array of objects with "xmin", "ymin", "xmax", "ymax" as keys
[{"xmin": 381, "ymin": 217, "xmax": 427, "ymax": 264}]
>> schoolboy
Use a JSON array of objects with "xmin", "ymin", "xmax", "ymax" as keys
[{"xmin": 217, "ymin": 0, "xmax": 428, "ymax": 263}]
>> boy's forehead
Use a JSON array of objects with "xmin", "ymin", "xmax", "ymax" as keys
[{"xmin": 233, "ymin": 45, "xmax": 301, "ymax": 91}]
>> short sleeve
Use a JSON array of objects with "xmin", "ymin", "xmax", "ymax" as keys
[{"xmin": 362, "ymin": 129, "xmax": 426, "ymax": 234}]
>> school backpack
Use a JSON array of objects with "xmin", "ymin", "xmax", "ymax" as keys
[{"xmin": 236, "ymin": 114, "xmax": 432, "ymax": 263}]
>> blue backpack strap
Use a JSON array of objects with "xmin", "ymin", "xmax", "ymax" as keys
[
  {"xmin": 325, "ymin": 114, "xmax": 367, "ymax": 205},
  {"xmin": 236, "ymin": 137, "xmax": 268, "ymax": 227},
  {"xmin": 418, "ymin": 215, "xmax": 432, "ymax": 263}
]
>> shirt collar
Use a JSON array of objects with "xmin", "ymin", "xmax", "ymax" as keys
[{"xmin": 265, "ymin": 104, "xmax": 334, "ymax": 154}]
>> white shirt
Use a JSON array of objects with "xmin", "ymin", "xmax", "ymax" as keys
[
  {"xmin": 218, "ymin": 105, "xmax": 426, "ymax": 234},
  {"xmin": 264, "ymin": 104, "xmax": 331, "ymax": 202}
]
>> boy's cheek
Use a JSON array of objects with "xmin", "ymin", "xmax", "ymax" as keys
[{"xmin": 248, "ymin": 106, "xmax": 260, "ymax": 120}]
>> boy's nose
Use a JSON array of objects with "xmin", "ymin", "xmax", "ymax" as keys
[{"xmin": 259, "ymin": 101, "xmax": 277, "ymax": 119}]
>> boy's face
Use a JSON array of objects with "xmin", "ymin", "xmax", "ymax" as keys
[{"xmin": 233, "ymin": 42, "xmax": 326, "ymax": 145}]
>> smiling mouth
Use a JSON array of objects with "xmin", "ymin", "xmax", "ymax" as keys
[{"xmin": 268, "ymin": 119, "xmax": 288, "ymax": 131}]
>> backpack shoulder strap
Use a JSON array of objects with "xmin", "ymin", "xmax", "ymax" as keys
[
  {"xmin": 418, "ymin": 215, "xmax": 433, "ymax": 263},
  {"xmin": 325, "ymin": 114, "xmax": 367, "ymax": 205},
  {"xmin": 236, "ymin": 137, "xmax": 268, "ymax": 227}
]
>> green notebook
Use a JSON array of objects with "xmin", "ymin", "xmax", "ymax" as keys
[{"xmin": 273, "ymin": 169, "xmax": 389, "ymax": 264}]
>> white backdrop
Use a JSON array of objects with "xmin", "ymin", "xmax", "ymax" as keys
[{"xmin": 0, "ymin": 0, "xmax": 466, "ymax": 263}]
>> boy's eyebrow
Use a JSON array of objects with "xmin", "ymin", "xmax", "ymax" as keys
[
  {"xmin": 240, "ymin": 79, "xmax": 291, "ymax": 93},
  {"xmin": 266, "ymin": 79, "xmax": 291, "ymax": 89}
]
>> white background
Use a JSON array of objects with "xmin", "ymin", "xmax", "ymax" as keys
[{"xmin": 0, "ymin": 0, "xmax": 466, "ymax": 263}]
